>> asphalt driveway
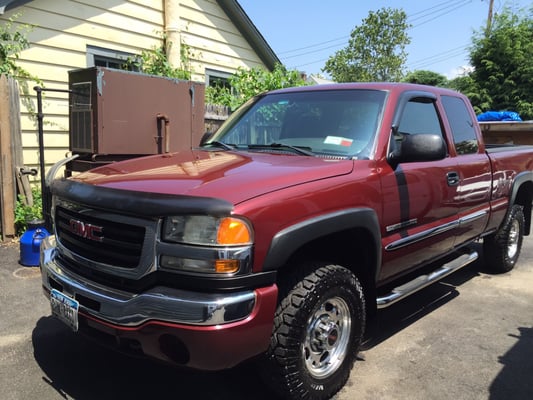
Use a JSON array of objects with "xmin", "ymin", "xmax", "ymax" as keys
[{"xmin": 1, "ymin": 237, "xmax": 532, "ymax": 400}]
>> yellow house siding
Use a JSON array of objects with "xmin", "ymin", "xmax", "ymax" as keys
[
  {"xmin": 4, "ymin": 0, "xmax": 166, "ymax": 177},
  {"xmin": 180, "ymin": 0, "xmax": 266, "ymax": 81},
  {"xmin": 1, "ymin": 0, "xmax": 272, "ymax": 180}
]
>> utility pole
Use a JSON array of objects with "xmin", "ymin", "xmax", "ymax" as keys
[{"xmin": 486, "ymin": 0, "xmax": 494, "ymax": 36}]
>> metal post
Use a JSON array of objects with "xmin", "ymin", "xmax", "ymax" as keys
[
  {"xmin": 33, "ymin": 86, "xmax": 48, "ymax": 229},
  {"xmin": 33, "ymin": 86, "xmax": 71, "ymax": 231}
]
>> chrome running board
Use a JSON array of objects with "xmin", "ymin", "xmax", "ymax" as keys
[{"xmin": 376, "ymin": 251, "xmax": 478, "ymax": 309}]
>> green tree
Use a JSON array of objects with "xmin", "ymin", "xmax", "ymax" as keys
[
  {"xmin": 448, "ymin": 74, "xmax": 491, "ymax": 115},
  {"xmin": 469, "ymin": 7, "xmax": 533, "ymax": 119},
  {"xmin": 323, "ymin": 8, "xmax": 411, "ymax": 82},
  {"xmin": 205, "ymin": 63, "xmax": 307, "ymax": 110},
  {"xmin": 402, "ymin": 70, "xmax": 448, "ymax": 87}
]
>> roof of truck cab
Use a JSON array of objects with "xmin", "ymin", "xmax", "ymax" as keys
[{"xmin": 268, "ymin": 82, "xmax": 461, "ymax": 97}]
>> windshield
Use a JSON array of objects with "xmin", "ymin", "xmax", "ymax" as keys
[{"xmin": 207, "ymin": 89, "xmax": 387, "ymax": 159}]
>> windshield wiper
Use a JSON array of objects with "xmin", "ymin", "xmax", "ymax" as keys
[
  {"xmin": 248, "ymin": 143, "xmax": 315, "ymax": 156},
  {"xmin": 203, "ymin": 141, "xmax": 235, "ymax": 151}
]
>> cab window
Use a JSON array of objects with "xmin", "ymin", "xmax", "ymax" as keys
[{"xmin": 441, "ymin": 95, "xmax": 479, "ymax": 155}]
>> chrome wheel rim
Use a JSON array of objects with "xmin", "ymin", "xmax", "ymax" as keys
[
  {"xmin": 303, "ymin": 296, "xmax": 351, "ymax": 378},
  {"xmin": 507, "ymin": 219, "xmax": 520, "ymax": 259}
]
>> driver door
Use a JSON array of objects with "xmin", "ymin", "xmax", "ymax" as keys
[{"xmin": 379, "ymin": 93, "xmax": 460, "ymax": 282}]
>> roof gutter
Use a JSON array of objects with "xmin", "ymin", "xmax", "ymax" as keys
[{"xmin": 216, "ymin": 0, "xmax": 280, "ymax": 71}]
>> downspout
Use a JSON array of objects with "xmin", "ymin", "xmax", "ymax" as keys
[{"xmin": 163, "ymin": 0, "xmax": 182, "ymax": 69}]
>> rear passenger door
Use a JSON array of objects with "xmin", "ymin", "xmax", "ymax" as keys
[
  {"xmin": 440, "ymin": 95, "xmax": 491, "ymax": 246},
  {"xmin": 380, "ymin": 92, "xmax": 460, "ymax": 282}
]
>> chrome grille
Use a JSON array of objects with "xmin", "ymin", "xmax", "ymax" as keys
[{"xmin": 55, "ymin": 206, "xmax": 145, "ymax": 268}]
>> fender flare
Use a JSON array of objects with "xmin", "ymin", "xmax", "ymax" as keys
[
  {"xmin": 507, "ymin": 170, "xmax": 533, "ymax": 234},
  {"xmin": 262, "ymin": 208, "xmax": 382, "ymax": 279},
  {"xmin": 509, "ymin": 171, "xmax": 533, "ymax": 206}
]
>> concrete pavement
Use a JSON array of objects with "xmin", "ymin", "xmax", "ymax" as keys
[{"xmin": 1, "ymin": 237, "xmax": 532, "ymax": 400}]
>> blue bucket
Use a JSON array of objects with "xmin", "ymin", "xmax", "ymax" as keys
[{"xmin": 19, "ymin": 219, "xmax": 49, "ymax": 267}]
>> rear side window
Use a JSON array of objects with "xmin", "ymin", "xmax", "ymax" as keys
[{"xmin": 441, "ymin": 95, "xmax": 479, "ymax": 155}]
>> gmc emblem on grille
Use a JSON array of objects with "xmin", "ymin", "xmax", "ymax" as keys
[{"xmin": 68, "ymin": 219, "xmax": 104, "ymax": 242}]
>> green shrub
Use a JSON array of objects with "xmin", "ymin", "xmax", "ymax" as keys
[
  {"xmin": 206, "ymin": 64, "xmax": 308, "ymax": 111},
  {"xmin": 15, "ymin": 187, "xmax": 42, "ymax": 236}
]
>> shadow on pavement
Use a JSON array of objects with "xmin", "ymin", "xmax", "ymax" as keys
[
  {"xmin": 31, "ymin": 249, "xmax": 488, "ymax": 400},
  {"xmin": 362, "ymin": 260, "xmax": 481, "ymax": 351},
  {"xmin": 489, "ymin": 326, "xmax": 533, "ymax": 400},
  {"xmin": 32, "ymin": 317, "xmax": 276, "ymax": 400}
]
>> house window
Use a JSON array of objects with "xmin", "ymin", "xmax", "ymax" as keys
[
  {"xmin": 205, "ymin": 69, "xmax": 232, "ymax": 90},
  {"xmin": 86, "ymin": 45, "xmax": 137, "ymax": 70}
]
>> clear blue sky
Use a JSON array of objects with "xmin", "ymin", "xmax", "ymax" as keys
[{"xmin": 238, "ymin": 0, "xmax": 529, "ymax": 79}]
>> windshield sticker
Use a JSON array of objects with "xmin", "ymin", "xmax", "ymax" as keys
[{"xmin": 324, "ymin": 136, "xmax": 353, "ymax": 147}]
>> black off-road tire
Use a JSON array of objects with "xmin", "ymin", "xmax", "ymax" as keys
[
  {"xmin": 261, "ymin": 263, "xmax": 365, "ymax": 400},
  {"xmin": 483, "ymin": 204, "xmax": 524, "ymax": 273}
]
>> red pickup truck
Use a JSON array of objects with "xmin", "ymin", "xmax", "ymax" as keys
[{"xmin": 41, "ymin": 83, "xmax": 533, "ymax": 400}]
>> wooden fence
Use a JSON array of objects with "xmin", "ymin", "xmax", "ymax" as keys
[
  {"xmin": 205, "ymin": 104, "xmax": 230, "ymax": 134},
  {"xmin": 0, "ymin": 74, "xmax": 25, "ymax": 239}
]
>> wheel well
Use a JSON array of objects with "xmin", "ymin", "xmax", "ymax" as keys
[
  {"xmin": 277, "ymin": 228, "xmax": 378, "ymax": 315},
  {"xmin": 515, "ymin": 182, "xmax": 533, "ymax": 235}
]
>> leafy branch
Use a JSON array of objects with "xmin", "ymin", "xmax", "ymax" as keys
[
  {"xmin": 0, "ymin": 13, "xmax": 41, "ymax": 84},
  {"xmin": 123, "ymin": 33, "xmax": 193, "ymax": 80}
]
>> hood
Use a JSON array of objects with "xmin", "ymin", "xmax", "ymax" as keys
[{"xmin": 73, "ymin": 150, "xmax": 354, "ymax": 204}]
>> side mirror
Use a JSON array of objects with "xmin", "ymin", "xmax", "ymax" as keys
[{"xmin": 388, "ymin": 133, "xmax": 446, "ymax": 169}]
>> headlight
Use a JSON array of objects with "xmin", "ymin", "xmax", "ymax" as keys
[
  {"xmin": 160, "ymin": 215, "xmax": 253, "ymax": 275},
  {"xmin": 162, "ymin": 215, "xmax": 253, "ymax": 246}
]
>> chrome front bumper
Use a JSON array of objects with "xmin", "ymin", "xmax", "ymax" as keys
[{"xmin": 40, "ymin": 235, "xmax": 257, "ymax": 326}]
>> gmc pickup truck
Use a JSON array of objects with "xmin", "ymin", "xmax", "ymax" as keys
[{"xmin": 41, "ymin": 83, "xmax": 533, "ymax": 400}]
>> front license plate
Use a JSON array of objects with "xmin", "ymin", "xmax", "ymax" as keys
[{"xmin": 50, "ymin": 289, "xmax": 79, "ymax": 332}]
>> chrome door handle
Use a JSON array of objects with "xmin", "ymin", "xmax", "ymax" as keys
[{"xmin": 447, "ymin": 171, "xmax": 459, "ymax": 186}]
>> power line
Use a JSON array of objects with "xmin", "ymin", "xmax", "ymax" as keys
[
  {"xmin": 278, "ymin": 0, "xmax": 479, "ymax": 73},
  {"xmin": 409, "ymin": 0, "xmax": 473, "ymax": 28},
  {"xmin": 410, "ymin": 43, "xmax": 470, "ymax": 64},
  {"xmin": 280, "ymin": 40, "xmax": 348, "ymax": 60},
  {"xmin": 276, "ymin": 0, "xmax": 473, "ymax": 58},
  {"xmin": 408, "ymin": 0, "xmax": 471, "ymax": 24},
  {"xmin": 409, "ymin": 48, "xmax": 470, "ymax": 70},
  {"xmin": 289, "ymin": 43, "xmax": 471, "ymax": 73},
  {"xmin": 408, "ymin": 0, "xmax": 463, "ymax": 17},
  {"xmin": 277, "ymin": 36, "xmax": 349, "ymax": 56}
]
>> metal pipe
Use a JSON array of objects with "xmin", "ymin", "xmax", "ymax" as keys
[
  {"xmin": 33, "ymin": 86, "xmax": 47, "ymax": 229},
  {"xmin": 33, "ymin": 86, "xmax": 72, "ymax": 231},
  {"xmin": 157, "ymin": 113, "xmax": 170, "ymax": 153},
  {"xmin": 163, "ymin": 0, "xmax": 182, "ymax": 68}
]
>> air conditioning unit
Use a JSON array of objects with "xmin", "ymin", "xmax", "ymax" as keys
[{"xmin": 68, "ymin": 67, "xmax": 205, "ymax": 171}]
